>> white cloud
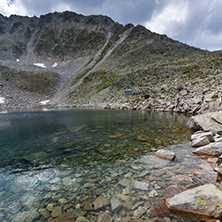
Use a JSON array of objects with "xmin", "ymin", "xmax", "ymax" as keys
[
  {"xmin": 51, "ymin": 3, "xmax": 71, "ymax": 14},
  {"xmin": 0, "ymin": 0, "xmax": 222, "ymax": 50},
  {"xmin": 144, "ymin": 1, "xmax": 188, "ymax": 37},
  {"xmin": 0, "ymin": 0, "xmax": 28, "ymax": 16}
]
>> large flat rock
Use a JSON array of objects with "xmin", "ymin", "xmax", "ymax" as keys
[
  {"xmin": 165, "ymin": 183, "xmax": 222, "ymax": 221},
  {"xmin": 186, "ymin": 111, "xmax": 222, "ymax": 132},
  {"xmin": 192, "ymin": 142, "xmax": 222, "ymax": 156}
]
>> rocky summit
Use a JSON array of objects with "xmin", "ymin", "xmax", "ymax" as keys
[{"xmin": 1, "ymin": 10, "xmax": 222, "ymax": 111}]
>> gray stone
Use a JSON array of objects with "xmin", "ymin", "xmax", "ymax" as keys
[{"xmin": 165, "ymin": 183, "xmax": 222, "ymax": 221}]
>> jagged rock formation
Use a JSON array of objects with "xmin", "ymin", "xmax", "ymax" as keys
[{"xmin": 0, "ymin": 11, "xmax": 222, "ymax": 110}]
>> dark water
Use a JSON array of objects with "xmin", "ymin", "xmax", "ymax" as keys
[{"xmin": 0, "ymin": 109, "xmax": 216, "ymax": 221}]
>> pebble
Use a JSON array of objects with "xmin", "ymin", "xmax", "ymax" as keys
[{"xmin": 51, "ymin": 206, "xmax": 62, "ymax": 218}]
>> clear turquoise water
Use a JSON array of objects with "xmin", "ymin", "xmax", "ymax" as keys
[
  {"xmin": 0, "ymin": 109, "xmax": 212, "ymax": 221},
  {"xmin": 0, "ymin": 109, "xmax": 191, "ymax": 170}
]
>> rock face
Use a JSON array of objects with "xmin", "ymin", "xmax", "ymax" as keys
[{"xmin": 165, "ymin": 183, "xmax": 222, "ymax": 221}]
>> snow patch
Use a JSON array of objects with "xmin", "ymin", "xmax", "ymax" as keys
[
  {"xmin": 34, "ymin": 63, "xmax": 46, "ymax": 68},
  {"xmin": 40, "ymin": 100, "xmax": 50, "ymax": 105},
  {"xmin": 52, "ymin": 62, "xmax": 58, "ymax": 68},
  {"xmin": 0, "ymin": 97, "xmax": 5, "ymax": 104}
]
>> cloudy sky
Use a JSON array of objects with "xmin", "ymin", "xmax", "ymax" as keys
[{"xmin": 1, "ymin": 0, "xmax": 222, "ymax": 51}]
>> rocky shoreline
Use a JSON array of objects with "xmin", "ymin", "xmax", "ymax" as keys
[{"xmin": 162, "ymin": 110, "xmax": 222, "ymax": 221}]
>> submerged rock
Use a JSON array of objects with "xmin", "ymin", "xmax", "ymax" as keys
[
  {"xmin": 133, "ymin": 181, "xmax": 149, "ymax": 191},
  {"xmin": 92, "ymin": 195, "xmax": 110, "ymax": 210},
  {"xmin": 155, "ymin": 149, "xmax": 176, "ymax": 161},
  {"xmin": 22, "ymin": 151, "xmax": 49, "ymax": 163},
  {"xmin": 165, "ymin": 183, "xmax": 222, "ymax": 221},
  {"xmin": 111, "ymin": 196, "xmax": 122, "ymax": 212}
]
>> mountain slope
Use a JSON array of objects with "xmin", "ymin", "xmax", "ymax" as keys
[{"xmin": 0, "ymin": 11, "xmax": 220, "ymax": 110}]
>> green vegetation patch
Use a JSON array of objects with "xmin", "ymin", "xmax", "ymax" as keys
[{"xmin": 0, "ymin": 66, "xmax": 60, "ymax": 94}]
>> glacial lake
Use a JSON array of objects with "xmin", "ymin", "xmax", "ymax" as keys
[{"xmin": 0, "ymin": 109, "xmax": 218, "ymax": 221}]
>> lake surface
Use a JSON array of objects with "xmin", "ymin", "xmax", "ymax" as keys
[{"xmin": 0, "ymin": 109, "xmax": 218, "ymax": 221}]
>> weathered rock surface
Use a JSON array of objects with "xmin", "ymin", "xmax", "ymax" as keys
[
  {"xmin": 165, "ymin": 183, "xmax": 222, "ymax": 221},
  {"xmin": 192, "ymin": 142, "xmax": 222, "ymax": 156}
]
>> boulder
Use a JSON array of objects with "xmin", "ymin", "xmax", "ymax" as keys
[
  {"xmin": 165, "ymin": 183, "xmax": 222, "ymax": 221},
  {"xmin": 155, "ymin": 149, "xmax": 176, "ymax": 161},
  {"xmin": 192, "ymin": 142, "xmax": 222, "ymax": 156},
  {"xmin": 186, "ymin": 111, "xmax": 222, "ymax": 132}
]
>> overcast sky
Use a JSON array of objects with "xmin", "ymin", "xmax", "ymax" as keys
[{"xmin": 1, "ymin": 0, "xmax": 222, "ymax": 51}]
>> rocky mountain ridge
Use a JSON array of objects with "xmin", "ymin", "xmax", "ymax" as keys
[{"xmin": 0, "ymin": 11, "xmax": 221, "ymax": 111}]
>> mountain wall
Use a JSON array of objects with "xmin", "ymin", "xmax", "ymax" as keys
[{"xmin": 0, "ymin": 11, "xmax": 221, "ymax": 112}]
